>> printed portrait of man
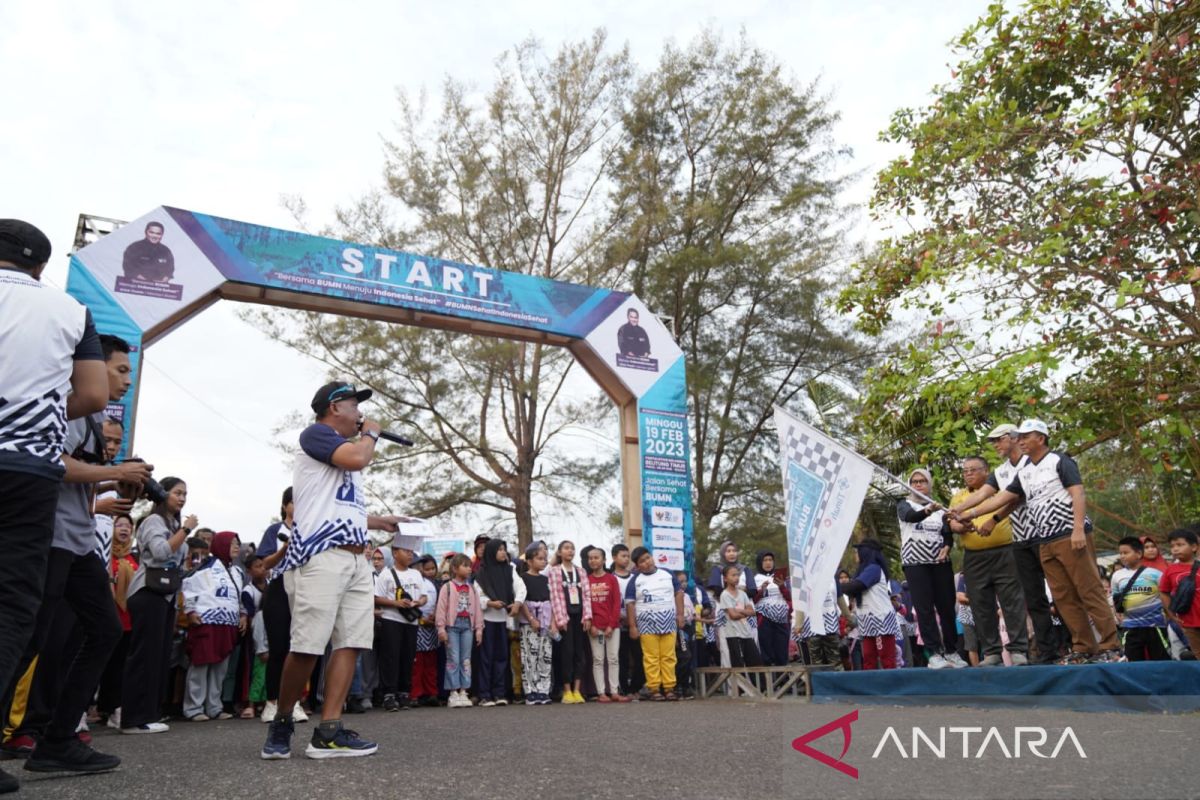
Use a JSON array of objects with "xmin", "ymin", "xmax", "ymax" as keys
[
  {"xmin": 617, "ymin": 307, "xmax": 651, "ymax": 358},
  {"xmin": 121, "ymin": 221, "xmax": 175, "ymax": 282}
]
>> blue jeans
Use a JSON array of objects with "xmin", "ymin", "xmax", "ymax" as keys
[
  {"xmin": 349, "ymin": 652, "xmax": 364, "ymax": 697},
  {"xmin": 445, "ymin": 619, "xmax": 473, "ymax": 691}
]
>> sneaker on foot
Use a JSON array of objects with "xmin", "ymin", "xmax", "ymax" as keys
[
  {"xmin": 305, "ymin": 725, "xmax": 377, "ymax": 759},
  {"xmin": 383, "ymin": 694, "xmax": 400, "ymax": 712},
  {"xmin": 1009, "ymin": 652, "xmax": 1029, "ymax": 666},
  {"xmin": 261, "ymin": 718, "xmax": 294, "ymax": 760},
  {"xmin": 979, "ymin": 654, "xmax": 1004, "ymax": 668},
  {"xmin": 121, "ymin": 722, "xmax": 169, "ymax": 734},
  {"xmin": 105, "ymin": 709, "xmax": 122, "ymax": 730},
  {"xmin": 0, "ymin": 736, "xmax": 36, "ymax": 760},
  {"xmin": 291, "ymin": 703, "xmax": 309, "ymax": 723},
  {"xmin": 927, "ymin": 654, "xmax": 950, "ymax": 670},
  {"xmin": 945, "ymin": 652, "xmax": 969, "ymax": 669},
  {"xmin": 0, "ymin": 765, "xmax": 16, "ymax": 794},
  {"xmin": 345, "ymin": 697, "xmax": 366, "ymax": 715},
  {"xmin": 495, "ymin": 698, "xmax": 508, "ymax": 706},
  {"xmin": 479, "ymin": 698, "xmax": 497, "ymax": 707},
  {"xmin": 260, "ymin": 700, "xmax": 278, "ymax": 724},
  {"xmin": 24, "ymin": 737, "xmax": 120, "ymax": 774}
]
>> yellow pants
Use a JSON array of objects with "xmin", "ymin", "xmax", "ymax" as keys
[
  {"xmin": 3, "ymin": 657, "xmax": 37, "ymax": 741},
  {"xmin": 640, "ymin": 632, "xmax": 677, "ymax": 692}
]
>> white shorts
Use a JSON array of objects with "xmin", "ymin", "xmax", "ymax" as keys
[{"xmin": 283, "ymin": 547, "xmax": 374, "ymax": 655}]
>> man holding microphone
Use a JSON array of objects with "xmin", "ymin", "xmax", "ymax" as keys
[{"xmin": 261, "ymin": 382, "xmax": 401, "ymax": 760}]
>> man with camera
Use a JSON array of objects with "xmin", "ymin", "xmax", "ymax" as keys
[
  {"xmin": 261, "ymin": 381, "xmax": 401, "ymax": 761},
  {"xmin": 0, "ymin": 334, "xmax": 152, "ymax": 776}
]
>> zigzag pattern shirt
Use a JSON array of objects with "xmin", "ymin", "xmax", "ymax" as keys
[
  {"xmin": 897, "ymin": 500, "xmax": 948, "ymax": 566},
  {"xmin": 0, "ymin": 269, "xmax": 102, "ymax": 480},
  {"xmin": 625, "ymin": 568, "xmax": 681, "ymax": 635},
  {"xmin": 988, "ymin": 455, "xmax": 1030, "ymax": 543},
  {"xmin": 279, "ymin": 423, "xmax": 367, "ymax": 573},
  {"xmin": 1003, "ymin": 451, "xmax": 1088, "ymax": 545}
]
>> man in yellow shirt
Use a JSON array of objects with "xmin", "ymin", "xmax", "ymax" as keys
[{"xmin": 947, "ymin": 456, "xmax": 1030, "ymax": 666}]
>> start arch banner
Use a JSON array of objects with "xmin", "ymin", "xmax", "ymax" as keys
[{"xmin": 66, "ymin": 206, "xmax": 693, "ymax": 568}]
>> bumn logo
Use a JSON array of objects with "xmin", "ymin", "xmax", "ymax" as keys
[{"xmin": 792, "ymin": 710, "xmax": 859, "ymax": 779}]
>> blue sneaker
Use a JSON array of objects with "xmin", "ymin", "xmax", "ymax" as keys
[
  {"xmin": 305, "ymin": 725, "xmax": 377, "ymax": 759},
  {"xmin": 261, "ymin": 719, "xmax": 294, "ymax": 760}
]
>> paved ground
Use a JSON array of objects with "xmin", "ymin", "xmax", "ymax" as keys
[{"xmin": 5, "ymin": 698, "xmax": 1198, "ymax": 800}]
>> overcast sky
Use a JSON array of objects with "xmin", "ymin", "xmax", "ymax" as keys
[{"xmin": 1, "ymin": 0, "xmax": 987, "ymax": 550}]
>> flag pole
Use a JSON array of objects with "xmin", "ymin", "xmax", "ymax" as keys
[{"xmin": 773, "ymin": 406, "xmax": 938, "ymax": 507}]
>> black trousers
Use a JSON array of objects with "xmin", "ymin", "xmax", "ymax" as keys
[
  {"xmin": 556, "ymin": 612, "xmax": 588, "ymax": 685},
  {"xmin": 121, "ymin": 590, "xmax": 176, "ymax": 728},
  {"xmin": 1012, "ymin": 544, "xmax": 1060, "ymax": 664},
  {"xmin": 903, "ymin": 562, "xmax": 959, "ymax": 656},
  {"xmin": 618, "ymin": 629, "xmax": 644, "ymax": 694},
  {"xmin": 377, "ymin": 620, "xmax": 416, "ymax": 696},
  {"xmin": 97, "ymin": 630, "xmax": 130, "ymax": 715},
  {"xmin": 757, "ymin": 618, "xmax": 790, "ymax": 666},
  {"xmin": 0, "ymin": 471, "xmax": 58, "ymax": 707},
  {"xmin": 262, "ymin": 576, "xmax": 290, "ymax": 701},
  {"xmin": 1122, "ymin": 627, "xmax": 1170, "ymax": 662},
  {"xmin": 727, "ymin": 636, "xmax": 762, "ymax": 668},
  {"xmin": 2, "ymin": 548, "xmax": 121, "ymax": 741},
  {"xmin": 962, "ymin": 546, "xmax": 1030, "ymax": 657}
]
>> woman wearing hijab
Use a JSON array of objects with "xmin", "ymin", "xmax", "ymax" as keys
[
  {"xmin": 896, "ymin": 468, "xmax": 965, "ymax": 670},
  {"xmin": 181, "ymin": 531, "xmax": 247, "ymax": 721},
  {"xmin": 752, "ymin": 550, "xmax": 791, "ymax": 667},
  {"xmin": 1140, "ymin": 536, "xmax": 1171, "ymax": 571},
  {"xmin": 838, "ymin": 539, "xmax": 901, "ymax": 669},
  {"xmin": 474, "ymin": 539, "xmax": 525, "ymax": 706},
  {"xmin": 706, "ymin": 541, "xmax": 753, "ymax": 593}
]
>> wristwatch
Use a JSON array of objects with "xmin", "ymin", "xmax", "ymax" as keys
[{"xmin": 364, "ymin": 430, "xmax": 380, "ymax": 442}]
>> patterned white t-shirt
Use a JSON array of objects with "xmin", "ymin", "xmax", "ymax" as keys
[{"xmin": 280, "ymin": 423, "xmax": 367, "ymax": 572}]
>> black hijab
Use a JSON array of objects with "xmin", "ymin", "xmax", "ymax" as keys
[{"xmin": 476, "ymin": 539, "xmax": 514, "ymax": 604}]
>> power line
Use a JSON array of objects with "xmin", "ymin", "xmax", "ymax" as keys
[{"xmin": 143, "ymin": 360, "xmax": 279, "ymax": 449}]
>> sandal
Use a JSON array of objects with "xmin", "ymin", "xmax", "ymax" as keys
[
  {"xmin": 663, "ymin": 691, "xmax": 679, "ymax": 701},
  {"xmin": 239, "ymin": 707, "xmax": 255, "ymax": 719},
  {"xmin": 647, "ymin": 691, "xmax": 665, "ymax": 702}
]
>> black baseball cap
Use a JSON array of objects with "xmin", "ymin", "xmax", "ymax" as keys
[
  {"xmin": 0, "ymin": 219, "xmax": 52, "ymax": 269},
  {"xmin": 311, "ymin": 381, "xmax": 373, "ymax": 415}
]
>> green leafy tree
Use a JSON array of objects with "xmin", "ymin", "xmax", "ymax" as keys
[
  {"xmin": 840, "ymin": 0, "xmax": 1200, "ymax": 520},
  {"xmin": 249, "ymin": 33, "xmax": 631, "ymax": 548},
  {"xmin": 606, "ymin": 31, "xmax": 874, "ymax": 566}
]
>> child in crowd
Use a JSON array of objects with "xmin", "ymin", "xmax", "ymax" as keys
[
  {"xmin": 675, "ymin": 570, "xmax": 709, "ymax": 698},
  {"xmin": 1110, "ymin": 537, "xmax": 1169, "ymax": 661},
  {"xmin": 719, "ymin": 564, "xmax": 762, "ymax": 681},
  {"xmin": 549, "ymin": 540, "xmax": 592, "ymax": 704},
  {"xmin": 374, "ymin": 533, "xmax": 428, "ymax": 711},
  {"xmin": 475, "ymin": 539, "xmax": 526, "ymax": 706},
  {"xmin": 519, "ymin": 544, "xmax": 554, "ymax": 705},
  {"xmin": 1160, "ymin": 529, "xmax": 1200, "ymax": 657},
  {"xmin": 626, "ymin": 546, "xmax": 685, "ymax": 701},
  {"xmin": 412, "ymin": 556, "xmax": 441, "ymax": 706},
  {"xmin": 611, "ymin": 544, "xmax": 643, "ymax": 697},
  {"xmin": 955, "ymin": 572, "xmax": 979, "ymax": 666},
  {"xmin": 585, "ymin": 546, "xmax": 624, "ymax": 702},
  {"xmin": 838, "ymin": 539, "xmax": 900, "ymax": 670},
  {"xmin": 435, "ymin": 554, "xmax": 482, "ymax": 708},
  {"xmin": 182, "ymin": 531, "xmax": 246, "ymax": 721},
  {"xmin": 238, "ymin": 554, "xmax": 269, "ymax": 718},
  {"xmin": 794, "ymin": 580, "xmax": 843, "ymax": 670}
]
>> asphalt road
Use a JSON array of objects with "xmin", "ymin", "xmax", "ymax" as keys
[{"xmin": 7, "ymin": 698, "xmax": 1198, "ymax": 800}]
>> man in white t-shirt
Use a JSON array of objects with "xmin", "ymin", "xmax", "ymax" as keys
[
  {"xmin": 0, "ymin": 219, "xmax": 110, "ymax": 794},
  {"xmin": 261, "ymin": 382, "xmax": 401, "ymax": 762}
]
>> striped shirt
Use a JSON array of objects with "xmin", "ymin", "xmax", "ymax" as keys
[
  {"xmin": 279, "ymin": 423, "xmax": 366, "ymax": 573},
  {"xmin": 0, "ymin": 268, "xmax": 102, "ymax": 480}
]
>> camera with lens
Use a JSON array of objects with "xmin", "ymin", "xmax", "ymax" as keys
[{"xmin": 123, "ymin": 456, "xmax": 168, "ymax": 504}]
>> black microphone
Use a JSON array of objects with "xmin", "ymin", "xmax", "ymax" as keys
[{"xmin": 378, "ymin": 430, "xmax": 415, "ymax": 447}]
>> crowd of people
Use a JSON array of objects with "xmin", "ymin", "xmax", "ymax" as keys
[{"xmin": 1, "ymin": 218, "xmax": 1197, "ymax": 790}]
